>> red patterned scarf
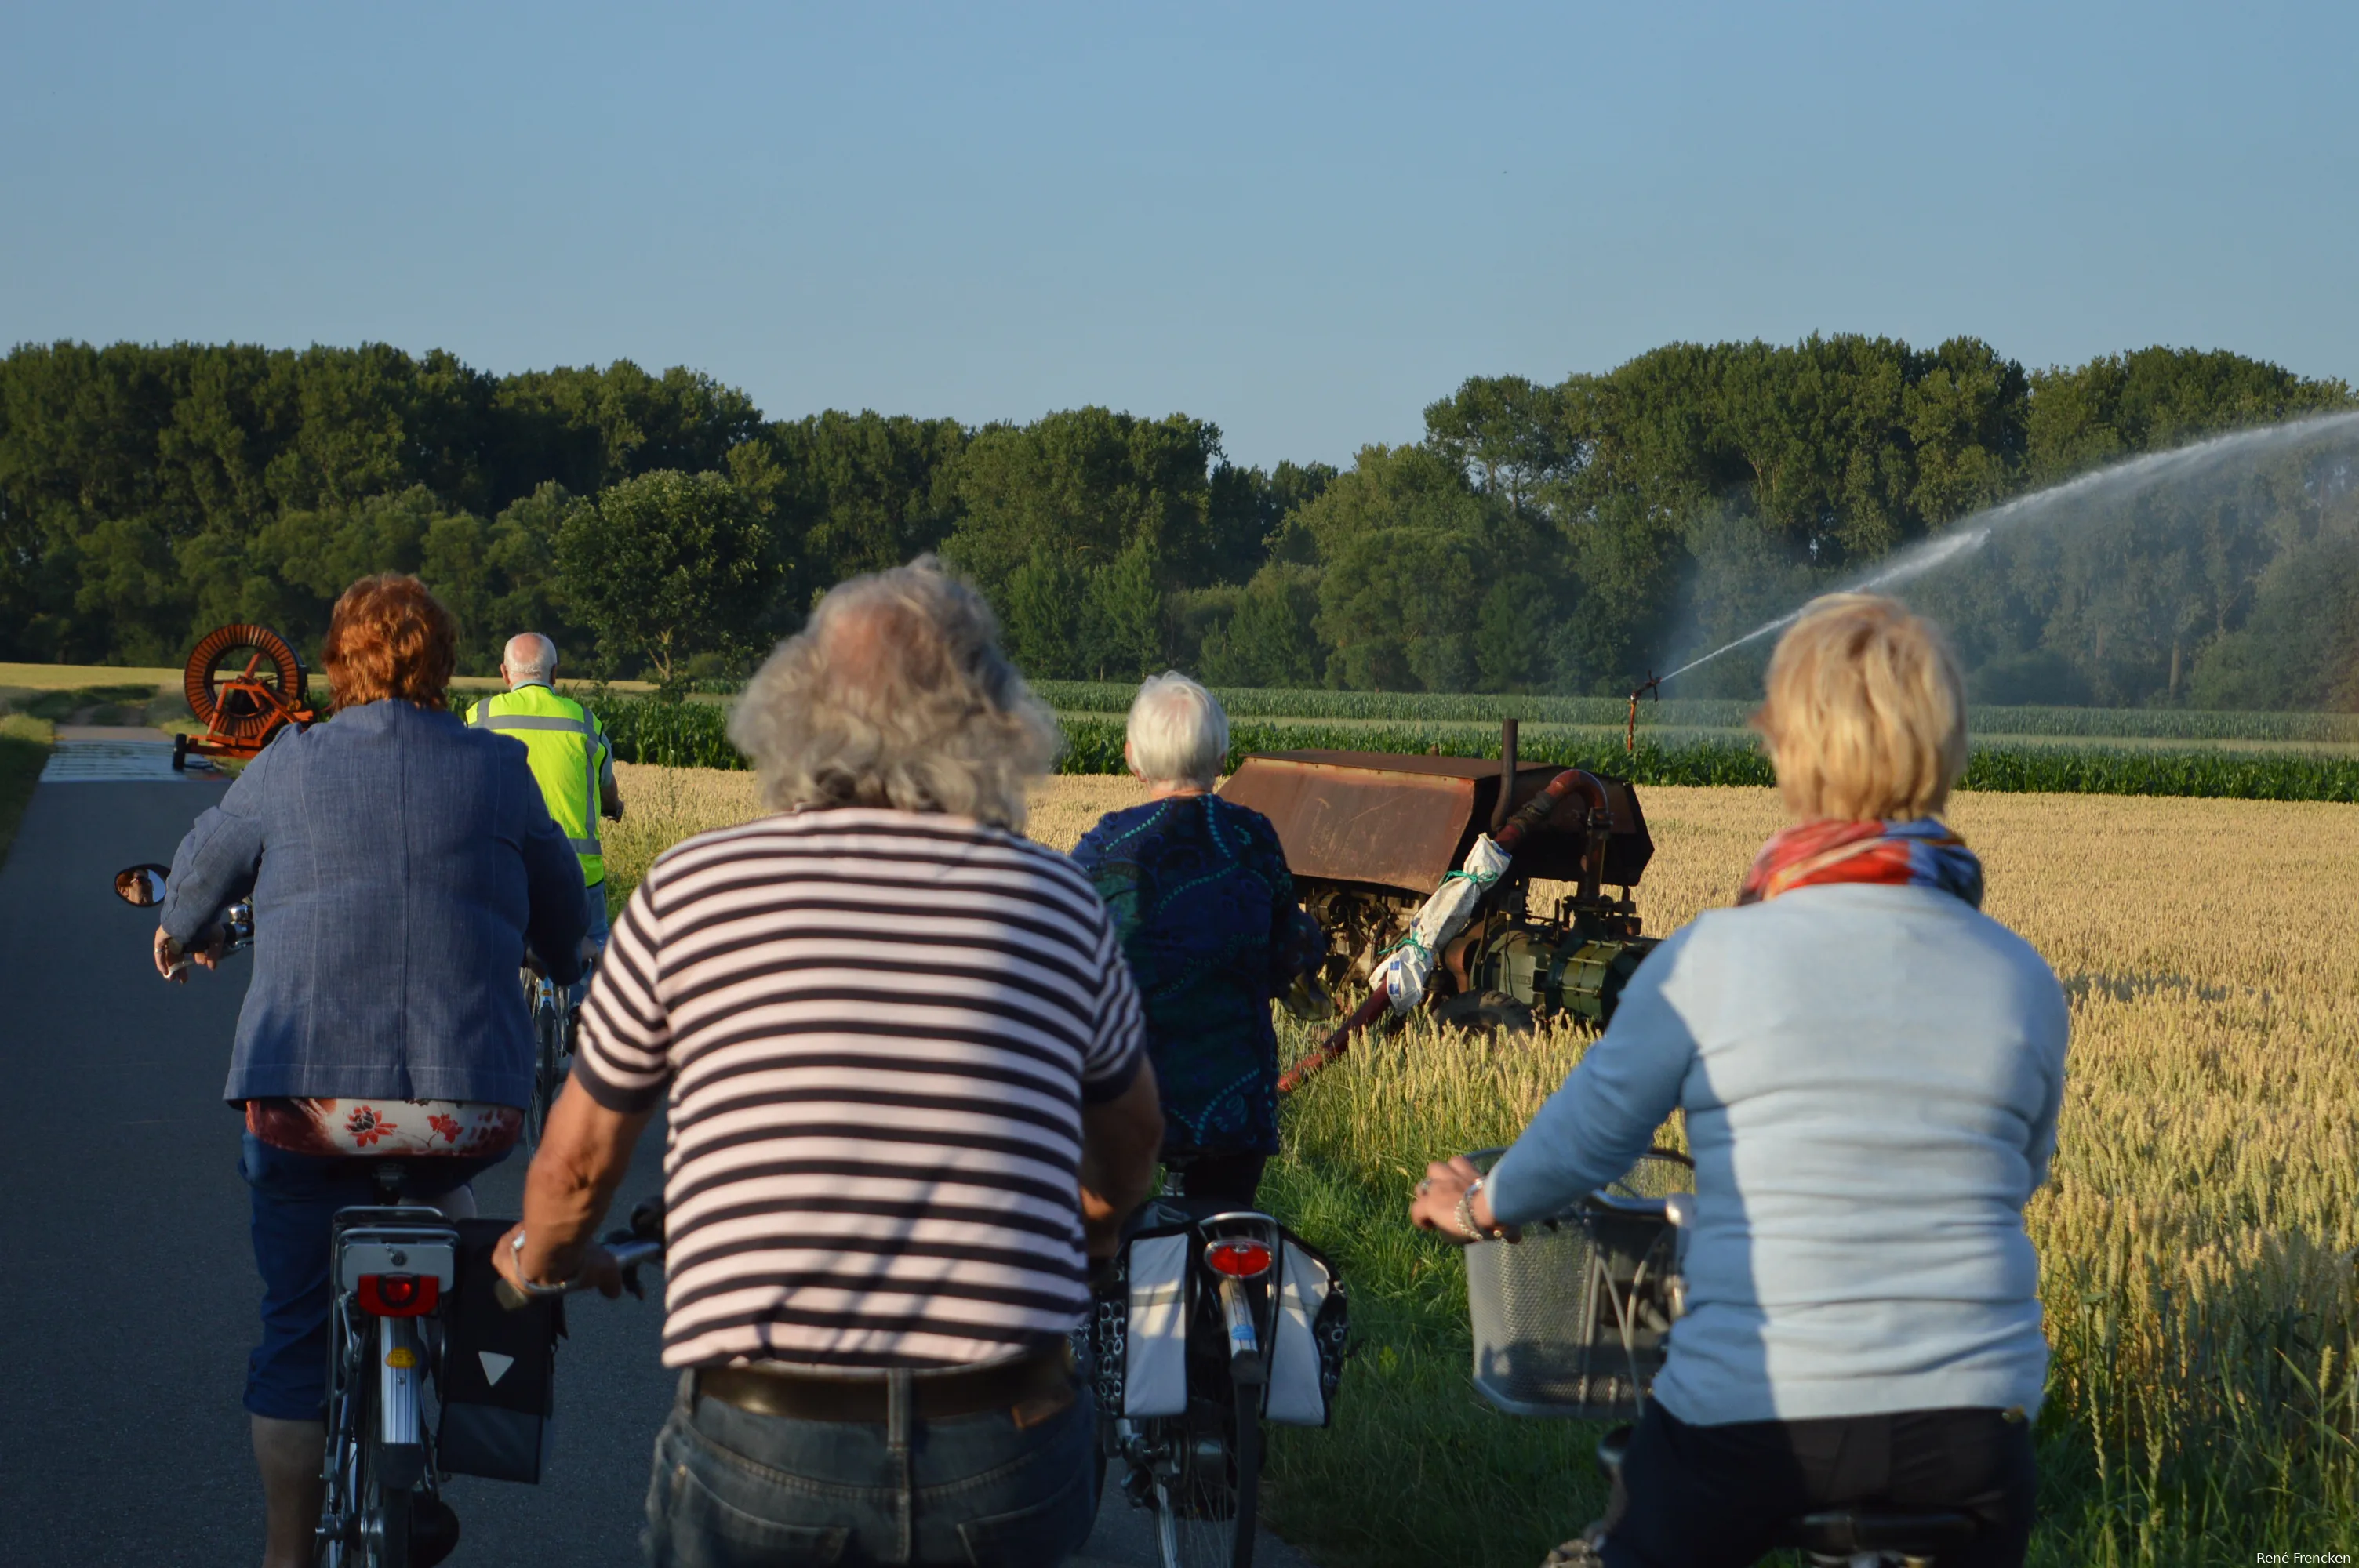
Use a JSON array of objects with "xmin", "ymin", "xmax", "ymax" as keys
[{"xmin": 1738, "ymin": 818, "xmax": 1984, "ymax": 909}]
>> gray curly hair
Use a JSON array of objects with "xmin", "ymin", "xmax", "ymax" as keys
[{"xmin": 728, "ymin": 557, "xmax": 1062, "ymax": 830}]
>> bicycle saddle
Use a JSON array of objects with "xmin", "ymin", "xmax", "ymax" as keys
[{"xmin": 1772, "ymin": 1509, "xmax": 1976, "ymax": 1555}]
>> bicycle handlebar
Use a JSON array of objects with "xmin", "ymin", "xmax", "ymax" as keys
[{"xmin": 493, "ymin": 1232, "xmax": 664, "ymax": 1311}]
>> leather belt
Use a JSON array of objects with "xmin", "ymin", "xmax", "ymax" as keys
[{"xmin": 693, "ymin": 1345, "xmax": 1078, "ymax": 1426}]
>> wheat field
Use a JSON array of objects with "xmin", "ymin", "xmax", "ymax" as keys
[{"xmin": 605, "ymin": 764, "xmax": 2359, "ymax": 1562}]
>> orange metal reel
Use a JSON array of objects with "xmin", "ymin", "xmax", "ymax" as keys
[{"xmin": 179, "ymin": 624, "xmax": 319, "ymax": 763}]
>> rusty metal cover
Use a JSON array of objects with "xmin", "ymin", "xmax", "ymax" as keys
[{"xmin": 1218, "ymin": 750, "xmax": 1653, "ymax": 895}]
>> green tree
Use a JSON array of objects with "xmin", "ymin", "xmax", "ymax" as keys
[
  {"xmin": 1294, "ymin": 445, "xmax": 1503, "ymax": 691},
  {"xmin": 1424, "ymin": 375, "xmax": 1574, "ymax": 510},
  {"xmin": 1205, "ymin": 459, "xmax": 1336, "ymax": 583},
  {"xmin": 1474, "ymin": 573, "xmax": 1549, "ymax": 691},
  {"xmin": 943, "ymin": 407, "xmax": 1223, "ymax": 597},
  {"xmin": 1079, "ymin": 538, "xmax": 1165, "ymax": 679},
  {"xmin": 1199, "ymin": 563, "xmax": 1325, "ymax": 687},
  {"xmin": 998, "ymin": 546, "xmax": 1087, "ymax": 680},
  {"xmin": 763, "ymin": 409, "xmax": 969, "ymax": 592},
  {"xmin": 554, "ymin": 470, "xmax": 779, "ymax": 683}
]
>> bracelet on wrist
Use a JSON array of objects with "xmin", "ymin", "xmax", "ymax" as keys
[
  {"xmin": 1454, "ymin": 1177, "xmax": 1498, "ymax": 1241},
  {"xmin": 509, "ymin": 1229, "xmax": 574, "ymax": 1297}
]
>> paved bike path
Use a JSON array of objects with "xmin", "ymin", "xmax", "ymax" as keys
[
  {"xmin": 0, "ymin": 776, "xmax": 682, "ymax": 1566},
  {"xmin": 0, "ymin": 773, "xmax": 1310, "ymax": 1567}
]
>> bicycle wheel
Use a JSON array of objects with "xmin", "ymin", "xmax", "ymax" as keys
[
  {"xmin": 365, "ymin": 1468, "xmax": 412, "ymax": 1568},
  {"xmin": 319, "ymin": 1304, "xmax": 365, "ymax": 1567},
  {"xmin": 332, "ymin": 1316, "xmax": 414, "ymax": 1567},
  {"xmin": 1149, "ymin": 1384, "xmax": 1261, "ymax": 1568},
  {"xmin": 522, "ymin": 980, "xmax": 561, "ymax": 1151}
]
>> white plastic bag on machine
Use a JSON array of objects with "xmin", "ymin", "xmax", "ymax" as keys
[
  {"xmin": 1372, "ymin": 833, "xmax": 1512, "ymax": 1013},
  {"xmin": 1263, "ymin": 1239, "xmax": 1335, "ymax": 1425},
  {"xmin": 1121, "ymin": 1232, "xmax": 1190, "ymax": 1417}
]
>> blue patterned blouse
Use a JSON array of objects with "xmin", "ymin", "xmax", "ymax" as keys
[{"xmin": 1070, "ymin": 793, "xmax": 1324, "ymax": 1157}]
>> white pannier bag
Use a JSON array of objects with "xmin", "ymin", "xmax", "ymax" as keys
[
  {"xmin": 1121, "ymin": 1232, "xmax": 1191, "ymax": 1418},
  {"xmin": 1264, "ymin": 1237, "xmax": 1339, "ymax": 1425}
]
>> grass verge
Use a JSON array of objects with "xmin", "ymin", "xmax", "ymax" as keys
[{"xmin": 0, "ymin": 713, "xmax": 55, "ymax": 873}]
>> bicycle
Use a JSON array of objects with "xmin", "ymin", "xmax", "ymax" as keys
[
  {"xmin": 1462, "ymin": 1148, "xmax": 1976, "ymax": 1568},
  {"xmin": 321, "ymin": 1181, "xmax": 664, "ymax": 1567},
  {"xmin": 519, "ymin": 938, "xmax": 602, "ymax": 1152},
  {"xmin": 518, "ymin": 955, "xmax": 568, "ymax": 1152},
  {"xmin": 109, "ymin": 861, "xmax": 652, "ymax": 1565},
  {"xmin": 1091, "ymin": 1166, "xmax": 1348, "ymax": 1568},
  {"xmin": 317, "ymin": 1174, "xmax": 462, "ymax": 1568}
]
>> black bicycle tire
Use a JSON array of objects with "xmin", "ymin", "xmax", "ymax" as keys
[
  {"xmin": 1147, "ymin": 1392, "xmax": 1262, "ymax": 1568},
  {"xmin": 320, "ymin": 1316, "xmax": 361, "ymax": 1566},
  {"xmin": 376, "ymin": 1485, "xmax": 412, "ymax": 1568},
  {"xmin": 522, "ymin": 984, "xmax": 560, "ymax": 1150},
  {"xmin": 1227, "ymin": 1366, "xmax": 1261, "ymax": 1568}
]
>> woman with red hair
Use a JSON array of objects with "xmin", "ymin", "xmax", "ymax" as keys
[{"xmin": 154, "ymin": 575, "xmax": 589, "ymax": 1568}]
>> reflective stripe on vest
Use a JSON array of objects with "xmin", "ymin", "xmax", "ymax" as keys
[{"xmin": 471, "ymin": 694, "xmax": 605, "ymax": 867}]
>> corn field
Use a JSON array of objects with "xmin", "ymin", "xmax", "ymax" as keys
[
  {"xmin": 1031, "ymin": 680, "xmax": 2359, "ymax": 746},
  {"xmin": 588, "ymin": 691, "xmax": 2359, "ymax": 801}
]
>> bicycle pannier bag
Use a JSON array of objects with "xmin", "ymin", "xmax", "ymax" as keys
[
  {"xmin": 437, "ymin": 1218, "xmax": 563, "ymax": 1483},
  {"xmin": 1122, "ymin": 1231, "xmax": 1190, "ymax": 1418},
  {"xmin": 1265, "ymin": 1236, "xmax": 1347, "ymax": 1425}
]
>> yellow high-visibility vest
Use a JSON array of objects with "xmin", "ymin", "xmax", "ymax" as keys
[{"xmin": 467, "ymin": 684, "xmax": 613, "ymax": 886}]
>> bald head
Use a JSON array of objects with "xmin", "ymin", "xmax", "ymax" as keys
[{"xmin": 503, "ymin": 633, "xmax": 558, "ymax": 687}]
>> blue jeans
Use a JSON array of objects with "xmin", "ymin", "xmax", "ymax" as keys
[
  {"xmin": 238, "ymin": 1133, "xmax": 507, "ymax": 1420},
  {"xmin": 570, "ymin": 886, "xmax": 611, "ymax": 1011},
  {"xmin": 644, "ymin": 1370, "xmax": 1100, "ymax": 1567}
]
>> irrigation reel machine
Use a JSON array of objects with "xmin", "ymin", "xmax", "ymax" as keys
[{"xmin": 170, "ymin": 623, "xmax": 322, "ymax": 770}]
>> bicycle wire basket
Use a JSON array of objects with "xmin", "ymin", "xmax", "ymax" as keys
[{"xmin": 1463, "ymin": 1145, "xmax": 1694, "ymax": 1419}]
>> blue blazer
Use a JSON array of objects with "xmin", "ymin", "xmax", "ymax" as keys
[{"xmin": 160, "ymin": 699, "xmax": 590, "ymax": 1107}]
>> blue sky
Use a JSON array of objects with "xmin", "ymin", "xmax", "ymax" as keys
[{"xmin": 5, "ymin": 2, "xmax": 2354, "ymax": 467}]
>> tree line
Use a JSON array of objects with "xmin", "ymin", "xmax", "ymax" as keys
[{"xmin": 2, "ymin": 336, "xmax": 2353, "ymax": 706}]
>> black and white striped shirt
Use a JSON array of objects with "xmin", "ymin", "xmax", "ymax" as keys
[{"xmin": 574, "ymin": 808, "xmax": 1146, "ymax": 1370}]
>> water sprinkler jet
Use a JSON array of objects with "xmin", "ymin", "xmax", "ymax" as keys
[
  {"xmin": 1625, "ymin": 673, "xmax": 1662, "ymax": 756},
  {"xmin": 1637, "ymin": 409, "xmax": 2359, "ymax": 702}
]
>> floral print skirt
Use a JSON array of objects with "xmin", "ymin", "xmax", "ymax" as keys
[{"xmin": 244, "ymin": 1097, "xmax": 523, "ymax": 1157}]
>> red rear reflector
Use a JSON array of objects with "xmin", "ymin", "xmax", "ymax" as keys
[
  {"xmin": 1205, "ymin": 1240, "xmax": 1273, "ymax": 1279},
  {"xmin": 357, "ymin": 1273, "xmax": 439, "ymax": 1317}
]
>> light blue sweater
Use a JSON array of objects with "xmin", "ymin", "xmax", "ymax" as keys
[{"xmin": 1485, "ymin": 882, "xmax": 2068, "ymax": 1425}]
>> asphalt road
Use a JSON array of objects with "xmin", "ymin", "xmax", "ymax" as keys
[
  {"xmin": 0, "ymin": 765, "xmax": 1304, "ymax": 1568},
  {"xmin": 0, "ymin": 775, "xmax": 677, "ymax": 1566}
]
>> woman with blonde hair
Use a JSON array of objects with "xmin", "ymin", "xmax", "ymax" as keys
[{"xmin": 1410, "ymin": 595, "xmax": 2066, "ymax": 1568}]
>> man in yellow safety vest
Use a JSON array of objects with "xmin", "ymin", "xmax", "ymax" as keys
[{"xmin": 467, "ymin": 633, "xmax": 623, "ymax": 977}]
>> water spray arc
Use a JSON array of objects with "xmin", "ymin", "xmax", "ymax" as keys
[{"xmin": 1620, "ymin": 408, "xmax": 2359, "ymax": 748}]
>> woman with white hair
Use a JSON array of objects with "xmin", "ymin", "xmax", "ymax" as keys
[
  {"xmin": 1410, "ymin": 596, "xmax": 2066, "ymax": 1568},
  {"xmin": 1070, "ymin": 673, "xmax": 1325, "ymax": 1209}
]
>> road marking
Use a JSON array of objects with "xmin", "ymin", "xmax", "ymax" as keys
[{"xmin": 38, "ymin": 741, "xmax": 220, "ymax": 783}]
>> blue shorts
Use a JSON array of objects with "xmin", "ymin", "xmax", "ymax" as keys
[{"xmin": 238, "ymin": 1133, "xmax": 508, "ymax": 1421}]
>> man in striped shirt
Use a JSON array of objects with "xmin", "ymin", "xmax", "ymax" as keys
[{"xmin": 494, "ymin": 559, "xmax": 1165, "ymax": 1566}]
